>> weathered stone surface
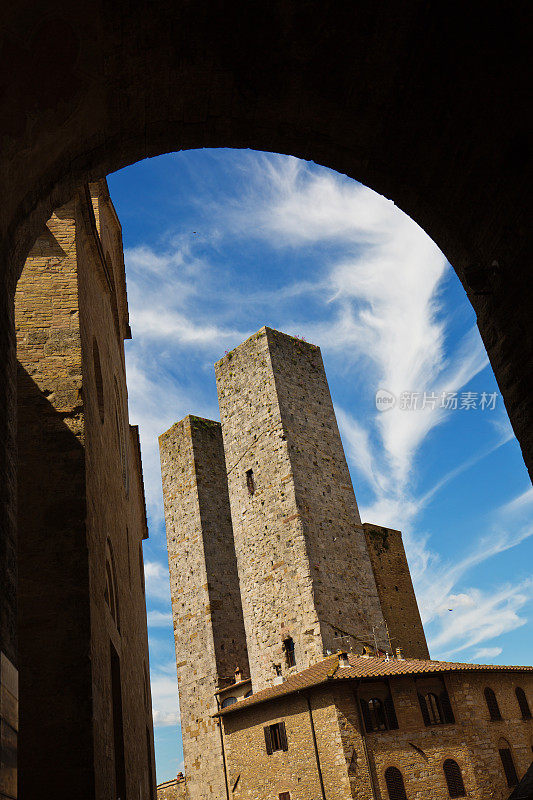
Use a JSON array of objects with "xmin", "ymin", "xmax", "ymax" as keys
[
  {"xmin": 159, "ymin": 416, "xmax": 249, "ymax": 800},
  {"xmin": 362, "ymin": 524, "xmax": 429, "ymax": 659},
  {"xmin": 157, "ymin": 775, "xmax": 188, "ymax": 800},
  {"xmin": 15, "ymin": 182, "xmax": 155, "ymax": 799},
  {"xmin": 215, "ymin": 327, "xmax": 388, "ymax": 690},
  {"xmin": 221, "ymin": 664, "xmax": 533, "ymax": 800}
]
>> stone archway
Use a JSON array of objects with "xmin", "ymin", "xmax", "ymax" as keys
[{"xmin": 0, "ymin": 2, "xmax": 531, "ymax": 793}]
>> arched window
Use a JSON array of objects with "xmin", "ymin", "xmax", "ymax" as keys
[
  {"xmin": 360, "ymin": 691, "xmax": 399, "ymax": 732},
  {"xmin": 418, "ymin": 688, "xmax": 454, "ymax": 725},
  {"xmin": 139, "ymin": 543, "xmax": 145, "ymax": 595},
  {"xmin": 143, "ymin": 663, "xmax": 150, "ymax": 710},
  {"xmin": 498, "ymin": 738, "xmax": 518, "ymax": 787},
  {"xmin": 515, "ymin": 686, "xmax": 532, "ymax": 720},
  {"xmin": 104, "ymin": 540, "xmax": 119, "ymax": 629},
  {"xmin": 114, "ymin": 377, "xmax": 129, "ymax": 494},
  {"xmin": 484, "ymin": 687, "xmax": 502, "ymax": 721},
  {"xmin": 385, "ymin": 767, "xmax": 407, "ymax": 800},
  {"xmin": 221, "ymin": 696, "xmax": 237, "ymax": 708},
  {"xmin": 93, "ymin": 338, "xmax": 104, "ymax": 422},
  {"xmin": 443, "ymin": 759, "xmax": 466, "ymax": 797}
]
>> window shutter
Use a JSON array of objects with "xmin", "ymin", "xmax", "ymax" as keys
[
  {"xmin": 360, "ymin": 698, "xmax": 374, "ymax": 732},
  {"xmin": 384, "ymin": 767, "xmax": 407, "ymax": 800},
  {"xmin": 418, "ymin": 693, "xmax": 430, "ymax": 726},
  {"xmin": 384, "ymin": 698, "xmax": 399, "ymax": 730},
  {"xmin": 440, "ymin": 690, "xmax": 455, "ymax": 724},
  {"xmin": 499, "ymin": 749, "xmax": 518, "ymax": 787},
  {"xmin": 516, "ymin": 687, "xmax": 532, "ymax": 720},
  {"xmin": 264, "ymin": 725, "xmax": 273, "ymax": 755},
  {"xmin": 279, "ymin": 721, "xmax": 288, "ymax": 751},
  {"xmin": 443, "ymin": 759, "xmax": 466, "ymax": 797}
]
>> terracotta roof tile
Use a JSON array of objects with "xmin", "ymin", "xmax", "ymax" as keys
[{"xmin": 216, "ymin": 653, "xmax": 533, "ymax": 716}]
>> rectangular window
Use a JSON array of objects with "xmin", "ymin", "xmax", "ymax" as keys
[
  {"xmin": 279, "ymin": 793, "xmax": 291, "ymax": 800},
  {"xmin": 246, "ymin": 469, "xmax": 255, "ymax": 495},
  {"xmin": 264, "ymin": 721, "xmax": 288, "ymax": 754}
]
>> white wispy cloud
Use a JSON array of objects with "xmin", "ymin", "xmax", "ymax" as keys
[
  {"xmin": 150, "ymin": 672, "xmax": 180, "ymax": 727},
  {"xmin": 471, "ymin": 647, "xmax": 503, "ymax": 662},
  {"xmin": 144, "ymin": 560, "xmax": 172, "ymax": 604}
]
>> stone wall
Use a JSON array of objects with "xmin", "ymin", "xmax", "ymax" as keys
[
  {"xmin": 157, "ymin": 776, "xmax": 189, "ymax": 800},
  {"xmin": 159, "ymin": 416, "xmax": 249, "ymax": 800},
  {"xmin": 15, "ymin": 182, "xmax": 155, "ymax": 800},
  {"xmin": 362, "ymin": 524, "xmax": 429, "ymax": 659},
  {"xmin": 215, "ymin": 327, "xmax": 387, "ymax": 690},
  {"xmin": 335, "ymin": 670, "xmax": 533, "ymax": 800},
  {"xmin": 221, "ymin": 669, "xmax": 533, "ymax": 800}
]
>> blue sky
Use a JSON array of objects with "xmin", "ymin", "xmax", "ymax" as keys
[{"xmin": 107, "ymin": 149, "xmax": 533, "ymax": 783}]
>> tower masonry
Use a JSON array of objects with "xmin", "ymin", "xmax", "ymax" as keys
[
  {"xmin": 362, "ymin": 523, "xmax": 429, "ymax": 659},
  {"xmin": 215, "ymin": 327, "xmax": 388, "ymax": 690},
  {"xmin": 159, "ymin": 416, "xmax": 249, "ymax": 800}
]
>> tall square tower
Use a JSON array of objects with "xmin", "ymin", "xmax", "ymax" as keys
[
  {"xmin": 159, "ymin": 416, "xmax": 249, "ymax": 799},
  {"xmin": 215, "ymin": 327, "xmax": 388, "ymax": 690}
]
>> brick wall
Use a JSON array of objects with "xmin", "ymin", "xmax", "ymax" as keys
[
  {"xmin": 215, "ymin": 327, "xmax": 387, "ymax": 690},
  {"xmin": 159, "ymin": 416, "xmax": 249, "ymax": 799}
]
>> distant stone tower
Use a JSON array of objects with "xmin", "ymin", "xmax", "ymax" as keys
[
  {"xmin": 159, "ymin": 416, "xmax": 249, "ymax": 800},
  {"xmin": 363, "ymin": 523, "xmax": 429, "ymax": 660},
  {"xmin": 215, "ymin": 327, "xmax": 389, "ymax": 690}
]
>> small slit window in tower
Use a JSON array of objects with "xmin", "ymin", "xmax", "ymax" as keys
[
  {"xmin": 246, "ymin": 468, "xmax": 255, "ymax": 495},
  {"xmin": 283, "ymin": 637, "xmax": 296, "ymax": 667}
]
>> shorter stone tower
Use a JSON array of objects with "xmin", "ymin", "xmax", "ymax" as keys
[
  {"xmin": 363, "ymin": 523, "xmax": 429, "ymax": 660},
  {"xmin": 159, "ymin": 416, "xmax": 249, "ymax": 800}
]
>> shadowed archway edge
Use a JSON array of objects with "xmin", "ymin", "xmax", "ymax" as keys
[{"xmin": 0, "ymin": 3, "xmax": 531, "ymax": 562}]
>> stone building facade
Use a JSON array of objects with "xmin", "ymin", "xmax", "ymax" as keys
[
  {"xmin": 15, "ymin": 181, "xmax": 156, "ymax": 800},
  {"xmin": 218, "ymin": 654, "xmax": 533, "ymax": 800},
  {"xmin": 159, "ymin": 327, "xmax": 533, "ymax": 800}
]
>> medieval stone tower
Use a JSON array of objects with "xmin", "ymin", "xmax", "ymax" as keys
[
  {"xmin": 159, "ymin": 416, "xmax": 249, "ymax": 800},
  {"xmin": 160, "ymin": 326, "xmax": 428, "ymax": 799},
  {"xmin": 215, "ymin": 327, "xmax": 390, "ymax": 687}
]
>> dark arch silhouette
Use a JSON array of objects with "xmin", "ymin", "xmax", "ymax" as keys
[{"xmin": 0, "ymin": 3, "xmax": 531, "ymax": 792}]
